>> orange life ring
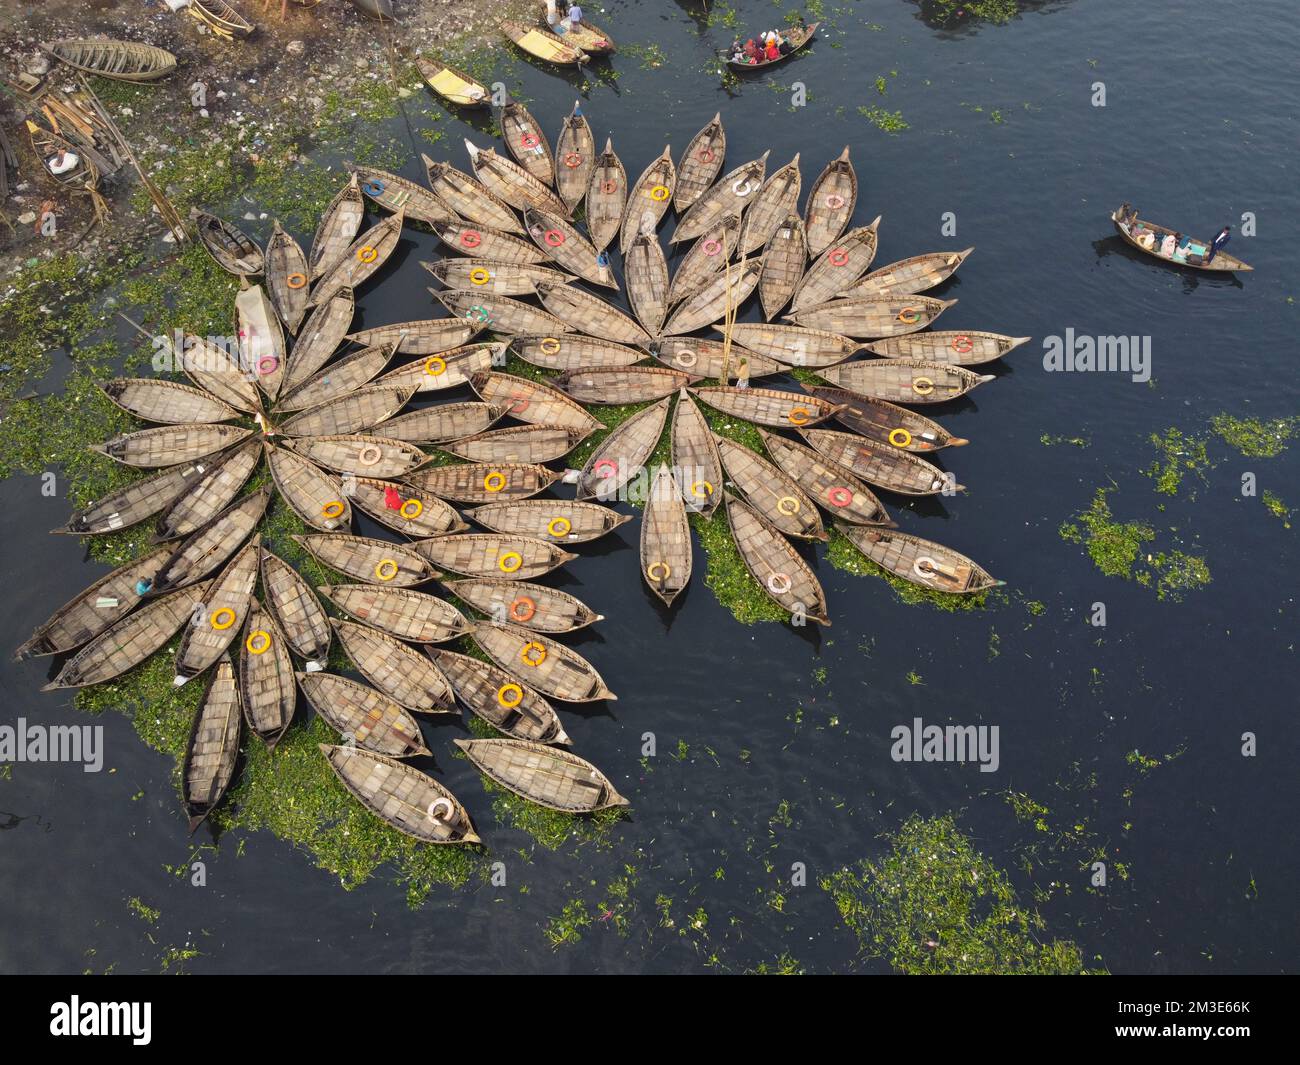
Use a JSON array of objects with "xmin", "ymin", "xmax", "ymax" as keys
[
  {"xmin": 286, "ymin": 272, "xmax": 307, "ymax": 290},
  {"xmin": 460, "ymin": 230, "xmax": 482, "ymax": 248},
  {"xmin": 321, "ymin": 500, "xmax": 345, "ymax": 519},
  {"xmin": 950, "ymin": 334, "xmax": 974, "ymax": 354},
  {"xmin": 897, "ymin": 307, "xmax": 921, "ymax": 324},
  {"xmin": 826, "ymin": 486, "xmax": 854, "ymax": 508},
  {"xmin": 508, "ymin": 596, "xmax": 536, "ymax": 622},
  {"xmin": 827, "ymin": 248, "xmax": 849, "ymax": 267},
  {"xmin": 563, "ymin": 152, "xmax": 583, "ymax": 168},
  {"xmin": 544, "ymin": 229, "xmax": 565, "ymax": 247},
  {"xmin": 787, "ymin": 406, "xmax": 812, "ymax": 425},
  {"xmin": 507, "ymin": 394, "xmax": 529, "ymax": 414}
]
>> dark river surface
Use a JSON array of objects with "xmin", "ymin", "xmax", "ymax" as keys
[{"xmin": 3, "ymin": 0, "xmax": 1297, "ymax": 974}]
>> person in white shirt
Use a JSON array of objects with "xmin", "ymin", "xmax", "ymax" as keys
[
  {"xmin": 568, "ymin": 3, "xmax": 584, "ymax": 22},
  {"xmin": 49, "ymin": 150, "xmax": 79, "ymax": 176}
]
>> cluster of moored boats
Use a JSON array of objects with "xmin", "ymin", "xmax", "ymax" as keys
[{"xmin": 20, "ymin": 96, "xmax": 1020, "ymax": 846}]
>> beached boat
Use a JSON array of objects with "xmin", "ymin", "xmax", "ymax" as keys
[
  {"xmin": 554, "ymin": 365, "xmax": 695, "ymax": 406},
  {"xmin": 471, "ymin": 622, "xmax": 616, "ymax": 702},
  {"xmin": 292, "ymin": 530, "xmax": 437, "ymax": 588},
  {"xmin": 714, "ymin": 435, "xmax": 825, "ymax": 540},
  {"xmin": 619, "ymin": 146, "xmax": 677, "ymax": 254},
  {"xmin": 173, "ymin": 538, "xmax": 261, "ymax": 685},
  {"xmin": 446, "ymin": 578, "xmax": 602, "ymax": 633},
  {"xmin": 354, "ymin": 165, "xmax": 454, "ymax": 227},
  {"xmin": 238, "ymin": 600, "xmax": 295, "ymax": 746},
  {"xmin": 691, "ymin": 385, "xmax": 844, "ymax": 429},
  {"xmin": 309, "ymin": 176, "xmax": 365, "ymax": 281},
  {"xmin": 838, "ymin": 525, "xmax": 1003, "ymax": 594},
  {"xmin": 641, "ymin": 465, "xmax": 692, "ymax": 606},
  {"xmin": 1110, "ymin": 209, "xmax": 1252, "ymax": 272},
  {"xmin": 787, "ymin": 294, "xmax": 957, "ymax": 338},
  {"xmin": 433, "ymin": 219, "xmax": 548, "ymax": 264},
  {"xmin": 153, "ymin": 439, "xmax": 261, "ymax": 541},
  {"xmin": 276, "ymin": 343, "xmax": 395, "ymax": 413},
  {"xmin": 803, "ymin": 147, "xmax": 857, "ymax": 257},
  {"xmin": 523, "ymin": 206, "xmax": 617, "ymax": 288},
  {"xmin": 321, "ymin": 745, "xmax": 479, "ymax": 844},
  {"xmin": 443, "ymin": 424, "xmax": 587, "ymax": 464},
  {"xmin": 790, "ymin": 219, "xmax": 881, "ymax": 311},
  {"xmin": 300, "ymin": 673, "xmax": 428, "ymax": 758},
  {"xmin": 331, "ymin": 619, "xmax": 457, "ymax": 714},
  {"xmin": 319, "ymin": 584, "xmax": 469, "ymax": 644},
  {"xmin": 800, "ymin": 385, "xmax": 970, "ymax": 452},
  {"xmin": 661, "ymin": 257, "xmax": 764, "ymax": 335},
  {"xmin": 177, "ymin": 334, "xmax": 262, "ymax": 414},
  {"xmin": 555, "ymin": 102, "xmax": 595, "ymax": 211},
  {"xmin": 455, "ymin": 737, "xmax": 626, "ymax": 811},
  {"xmin": 533, "ymin": 280, "xmax": 653, "ymax": 346},
  {"xmin": 466, "ymin": 499, "xmax": 630, "ymax": 544},
  {"xmin": 277, "ymin": 383, "xmax": 413, "ymax": 437},
  {"xmin": 818, "ymin": 359, "xmax": 994, "ymax": 405},
  {"xmin": 181, "ymin": 657, "xmax": 241, "ymax": 832},
  {"xmin": 150, "ymin": 487, "xmax": 270, "ymax": 594},
  {"xmin": 193, "ymin": 211, "xmax": 263, "ymax": 276},
  {"xmin": 759, "ymin": 214, "xmax": 807, "ymax": 320},
  {"xmin": 350, "ymin": 0, "xmax": 395, "ymax": 20},
  {"xmin": 187, "ymin": 0, "xmax": 254, "ymax": 38},
  {"xmin": 44, "ymin": 37, "xmax": 177, "ymax": 82},
  {"xmin": 714, "ymin": 321, "xmax": 860, "ymax": 368},
  {"xmin": 501, "ymin": 19, "xmax": 588, "ymax": 66},
  {"xmin": 310, "ymin": 213, "xmax": 405, "ymax": 306},
  {"xmin": 405, "ymin": 461, "xmax": 563, "ymax": 504},
  {"xmin": 673, "ymin": 152, "xmax": 769, "ymax": 245},
  {"xmin": 264, "ymin": 444, "xmax": 351, "ymax": 532},
  {"xmin": 554, "ymin": 12, "xmax": 617, "ymax": 56},
  {"xmin": 263, "ymin": 222, "xmax": 310, "ymax": 334},
  {"xmin": 415, "ymin": 56, "xmax": 490, "ymax": 107},
  {"xmin": 284, "ymin": 291, "xmax": 355, "ymax": 390},
  {"xmin": 235, "ymin": 280, "xmax": 286, "ymax": 399},
  {"xmin": 759, "ymin": 430, "xmax": 892, "ymax": 526},
  {"xmin": 100, "ymin": 378, "xmax": 239, "ymax": 426},
  {"xmin": 625, "ymin": 232, "xmax": 669, "ymax": 335},
  {"xmin": 864, "ymin": 330, "xmax": 1030, "ymax": 367},
  {"xmin": 724, "ymin": 21, "xmax": 819, "ymax": 71},
  {"xmin": 284, "ymin": 434, "xmax": 427, "ymax": 479},
  {"xmin": 260, "ymin": 547, "xmax": 330, "ymax": 670},
  {"xmin": 26, "ymin": 121, "xmax": 97, "ymax": 190},
  {"xmin": 465, "ymin": 141, "xmax": 570, "ymax": 218},
  {"xmin": 736, "ymin": 154, "xmax": 801, "ymax": 254},
  {"xmin": 500, "ymin": 101, "xmax": 557, "ymax": 188},
  {"xmin": 843, "ymin": 248, "xmax": 974, "ymax": 299},
  {"xmin": 675, "ymin": 114, "xmax": 725, "ymax": 213},
  {"xmin": 430, "ymin": 648, "xmax": 568, "ymax": 744},
  {"xmin": 423, "ymin": 157, "xmax": 524, "ymax": 234},
  {"xmin": 434, "ymin": 289, "xmax": 570, "ymax": 337},
  {"xmin": 379, "ymin": 401, "xmax": 507, "ymax": 445},
  {"xmin": 470, "ymin": 371, "xmax": 602, "ymax": 433},
  {"xmin": 414, "ymin": 534, "xmax": 576, "ymax": 581},
  {"xmin": 344, "ymin": 477, "xmax": 468, "ymax": 537},
  {"xmin": 798, "ymin": 426, "xmax": 954, "ymax": 495},
  {"xmin": 585, "ymin": 139, "xmax": 626, "ymax": 252},
  {"xmin": 652, "ymin": 336, "xmax": 784, "ymax": 380},
  {"xmin": 423, "ymin": 257, "xmax": 570, "ymax": 297},
  {"xmin": 53, "ymin": 462, "xmax": 209, "ymax": 537},
  {"xmin": 670, "ymin": 389, "xmax": 724, "ymax": 516},
  {"xmin": 575, "ymin": 397, "xmax": 671, "ymax": 501},
  {"xmin": 724, "ymin": 493, "xmax": 830, "ymax": 625},
  {"xmin": 346, "ymin": 319, "xmax": 484, "ymax": 356},
  {"xmin": 509, "ymin": 333, "xmax": 644, "ymax": 371}
]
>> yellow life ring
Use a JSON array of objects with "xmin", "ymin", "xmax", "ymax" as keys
[
  {"xmin": 498, "ymin": 551, "xmax": 523, "ymax": 573},
  {"xmin": 374, "ymin": 558, "xmax": 399, "ymax": 581},
  {"xmin": 286, "ymin": 272, "xmax": 308, "ymax": 290},
  {"xmin": 646, "ymin": 561, "xmax": 671, "ymax": 582},
  {"xmin": 888, "ymin": 428, "xmax": 913, "ymax": 448},
  {"xmin": 321, "ymin": 500, "xmax": 345, "ymax": 519},
  {"xmin": 423, "ymin": 355, "xmax": 447, "ymax": 376},
  {"xmin": 210, "ymin": 608, "xmax": 236, "ymax": 631},
  {"xmin": 776, "ymin": 495, "xmax": 801, "ymax": 515},
  {"xmin": 520, "ymin": 641, "xmax": 547, "ymax": 667},
  {"xmin": 690, "ymin": 480, "xmax": 714, "ymax": 499},
  {"xmin": 648, "ymin": 184, "xmax": 670, "ymax": 202},
  {"xmin": 400, "ymin": 498, "xmax": 424, "ymax": 520},
  {"xmin": 787, "ymin": 406, "xmax": 812, "ymax": 425},
  {"xmin": 469, "ymin": 268, "xmax": 491, "ymax": 286},
  {"xmin": 245, "ymin": 629, "xmax": 271, "ymax": 655},
  {"xmin": 897, "ymin": 306, "xmax": 921, "ymax": 324},
  {"xmin": 547, "ymin": 516, "xmax": 572, "ymax": 537},
  {"xmin": 497, "ymin": 683, "xmax": 524, "ymax": 709},
  {"xmin": 539, "ymin": 336, "xmax": 562, "ymax": 355},
  {"xmin": 483, "ymin": 470, "xmax": 507, "ymax": 493},
  {"xmin": 357, "ymin": 245, "xmax": 379, "ymax": 264},
  {"xmin": 912, "ymin": 377, "xmax": 935, "ymax": 396}
]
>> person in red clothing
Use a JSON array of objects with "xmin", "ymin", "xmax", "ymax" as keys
[
  {"xmin": 764, "ymin": 37, "xmax": 781, "ymax": 61},
  {"xmin": 743, "ymin": 38, "xmax": 760, "ymax": 61}
]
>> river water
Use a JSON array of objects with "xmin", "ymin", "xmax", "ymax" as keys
[{"xmin": 2, "ymin": 0, "xmax": 1297, "ymax": 973}]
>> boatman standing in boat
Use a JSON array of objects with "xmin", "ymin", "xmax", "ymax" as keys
[{"xmin": 1206, "ymin": 224, "xmax": 1232, "ymax": 264}]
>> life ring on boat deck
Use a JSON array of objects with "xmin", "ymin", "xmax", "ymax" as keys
[
  {"xmin": 374, "ymin": 559, "xmax": 399, "ymax": 581},
  {"xmin": 696, "ymin": 147, "xmax": 715, "ymax": 164},
  {"xmin": 690, "ymin": 480, "xmax": 714, "ymax": 499},
  {"xmin": 321, "ymin": 500, "xmax": 345, "ymax": 519},
  {"xmin": 673, "ymin": 348, "xmax": 698, "ymax": 367},
  {"xmin": 827, "ymin": 248, "xmax": 849, "ymax": 267},
  {"xmin": 950, "ymin": 334, "xmax": 974, "ymax": 354},
  {"xmin": 497, "ymin": 683, "xmax": 524, "ymax": 709},
  {"xmin": 701, "ymin": 239, "xmax": 722, "ymax": 257},
  {"xmin": 547, "ymin": 516, "xmax": 572, "ymax": 537},
  {"xmin": 356, "ymin": 245, "xmax": 379, "ymax": 264},
  {"xmin": 257, "ymin": 355, "xmax": 279, "ymax": 376},
  {"xmin": 286, "ymin": 272, "xmax": 308, "ymax": 290},
  {"xmin": 498, "ymin": 551, "xmax": 523, "ymax": 574},
  {"xmin": 466, "ymin": 305, "xmax": 491, "ymax": 323},
  {"xmin": 646, "ymin": 561, "xmax": 671, "ymax": 583},
  {"xmin": 911, "ymin": 377, "xmax": 935, "ymax": 396},
  {"xmin": 245, "ymin": 629, "xmax": 271, "ymax": 655},
  {"xmin": 362, "ymin": 179, "xmax": 385, "ymax": 197},
  {"xmin": 912, "ymin": 556, "xmax": 940, "ymax": 581},
  {"xmin": 520, "ymin": 641, "xmax": 547, "ymax": 667},
  {"xmin": 825, "ymin": 193, "xmax": 845, "ymax": 210},
  {"xmin": 423, "ymin": 355, "xmax": 448, "ymax": 376},
  {"xmin": 544, "ymin": 229, "xmax": 566, "ymax": 247},
  {"xmin": 732, "ymin": 178, "xmax": 754, "ymax": 197},
  {"xmin": 888, "ymin": 428, "xmax": 913, "ymax": 448},
  {"xmin": 563, "ymin": 152, "xmax": 583, "ymax": 168},
  {"xmin": 507, "ymin": 394, "xmax": 530, "ymax": 414},
  {"xmin": 826, "ymin": 486, "xmax": 854, "ymax": 508},
  {"xmin": 460, "ymin": 229, "xmax": 482, "ymax": 248},
  {"xmin": 592, "ymin": 457, "xmax": 619, "ymax": 479},
  {"xmin": 787, "ymin": 406, "xmax": 812, "ymax": 425},
  {"xmin": 508, "ymin": 596, "xmax": 536, "ymax": 622},
  {"xmin": 519, "ymin": 132, "xmax": 540, "ymax": 149},
  {"xmin": 357, "ymin": 444, "xmax": 383, "ymax": 467},
  {"xmin": 400, "ymin": 498, "xmax": 423, "ymax": 520},
  {"xmin": 538, "ymin": 337, "xmax": 562, "ymax": 355},
  {"xmin": 469, "ymin": 267, "xmax": 491, "ymax": 285},
  {"xmin": 776, "ymin": 495, "xmax": 801, "ymax": 516},
  {"xmin": 766, "ymin": 572, "xmax": 793, "ymax": 595},
  {"xmin": 896, "ymin": 307, "xmax": 921, "ymax": 324},
  {"xmin": 425, "ymin": 797, "xmax": 454, "ymax": 823},
  {"xmin": 648, "ymin": 184, "xmax": 670, "ymax": 202},
  {"xmin": 210, "ymin": 608, "xmax": 236, "ymax": 631},
  {"xmin": 601, "ymin": 179, "xmax": 618, "ymax": 195},
  {"xmin": 483, "ymin": 471, "xmax": 507, "ymax": 493}
]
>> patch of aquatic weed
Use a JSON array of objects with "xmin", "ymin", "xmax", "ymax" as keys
[
  {"xmin": 820, "ymin": 813, "xmax": 1100, "ymax": 974},
  {"xmin": 857, "ymin": 105, "xmax": 909, "ymax": 133},
  {"xmin": 1144, "ymin": 426, "xmax": 1210, "ymax": 497},
  {"xmin": 824, "ymin": 529, "xmax": 999, "ymax": 612},
  {"xmin": 1262, "ymin": 490, "xmax": 1292, "ymax": 528},
  {"xmin": 918, "ymin": 0, "xmax": 1024, "ymax": 26},
  {"xmin": 1209, "ymin": 414, "xmax": 1300, "ymax": 458}
]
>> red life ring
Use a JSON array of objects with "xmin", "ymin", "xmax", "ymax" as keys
[
  {"xmin": 697, "ymin": 147, "xmax": 715, "ymax": 164},
  {"xmin": 592, "ymin": 458, "xmax": 619, "ymax": 478},
  {"xmin": 460, "ymin": 229, "xmax": 482, "ymax": 248},
  {"xmin": 544, "ymin": 229, "xmax": 566, "ymax": 247},
  {"xmin": 601, "ymin": 179, "xmax": 618, "ymax": 194},
  {"xmin": 951, "ymin": 334, "xmax": 974, "ymax": 354},
  {"xmin": 563, "ymin": 152, "xmax": 583, "ymax": 168},
  {"xmin": 827, "ymin": 248, "xmax": 849, "ymax": 267},
  {"xmin": 701, "ymin": 239, "xmax": 722, "ymax": 257},
  {"xmin": 827, "ymin": 486, "xmax": 854, "ymax": 508},
  {"xmin": 520, "ymin": 132, "xmax": 540, "ymax": 149}
]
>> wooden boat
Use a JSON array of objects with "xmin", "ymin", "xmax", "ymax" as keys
[
  {"xmin": 264, "ymin": 444, "xmax": 351, "ymax": 532},
  {"xmin": 640, "ymin": 465, "xmax": 692, "ymax": 606},
  {"xmin": 284, "ymin": 434, "xmax": 427, "ymax": 479},
  {"xmin": 320, "ymin": 585, "xmax": 468, "ymax": 644},
  {"xmin": 345, "ymin": 477, "xmax": 468, "ymax": 537},
  {"xmin": 799, "ymin": 427, "xmax": 953, "ymax": 495},
  {"xmin": 1110, "ymin": 209, "xmax": 1252, "ymax": 272},
  {"xmin": 434, "ymin": 288, "xmax": 571, "ymax": 337},
  {"xmin": 673, "ymin": 152, "xmax": 769, "ymax": 245},
  {"xmin": 466, "ymin": 499, "xmax": 630, "ymax": 544},
  {"xmin": 380, "ymin": 401, "xmax": 507, "ymax": 445},
  {"xmin": 25, "ymin": 120, "xmax": 97, "ymax": 190},
  {"xmin": 177, "ymin": 334, "xmax": 262, "ymax": 415},
  {"xmin": 554, "ymin": 365, "xmax": 694, "ymax": 406},
  {"xmin": 277, "ymin": 384, "xmax": 413, "ymax": 437},
  {"xmin": 182, "ymin": 657, "xmax": 241, "ymax": 832},
  {"xmin": 44, "ymin": 37, "xmax": 177, "ymax": 82},
  {"xmin": 714, "ymin": 435, "xmax": 825, "ymax": 540},
  {"xmin": 736, "ymin": 154, "xmax": 801, "ymax": 254},
  {"xmin": 332, "ymin": 619, "xmax": 456, "ymax": 714},
  {"xmin": 455, "ymin": 737, "xmax": 625, "ymax": 811},
  {"xmin": 173, "ymin": 538, "xmax": 262, "ymax": 685},
  {"xmin": 264, "ymin": 222, "xmax": 309, "ymax": 334},
  {"xmin": 276, "ymin": 343, "xmax": 394, "ymax": 413},
  {"xmin": 725, "ymin": 21, "xmax": 819, "ymax": 71},
  {"xmin": 154, "ymin": 439, "xmax": 261, "ymax": 541},
  {"xmin": 53, "ymin": 462, "xmax": 208, "ymax": 537},
  {"xmin": 284, "ymin": 290, "xmax": 355, "ymax": 391},
  {"xmin": 354, "ymin": 165, "xmax": 453, "ymax": 227},
  {"xmin": 42, "ymin": 581, "xmax": 212, "ymax": 690},
  {"xmin": 415, "ymin": 56, "xmax": 489, "ymax": 107},
  {"xmin": 349, "ymin": 0, "xmax": 395, "ymax": 19},
  {"xmin": 238, "ymin": 600, "xmax": 295, "ymax": 745},
  {"xmin": 470, "ymin": 371, "xmax": 602, "ymax": 434},
  {"xmin": 864, "ymin": 330, "xmax": 1030, "ymax": 367},
  {"xmin": 443, "ymin": 424, "xmax": 587, "ymax": 464},
  {"xmin": 625, "ymin": 232, "xmax": 670, "ymax": 335},
  {"xmin": 670, "ymin": 389, "xmax": 723, "ymax": 516},
  {"xmin": 803, "ymin": 146, "xmax": 857, "ymax": 257},
  {"xmin": 99, "ymin": 378, "xmax": 239, "ymax": 425},
  {"xmin": 433, "ymin": 219, "xmax": 548, "ymax": 265},
  {"xmin": 465, "ymin": 141, "xmax": 570, "ymax": 219},
  {"xmin": 759, "ymin": 214, "xmax": 807, "ymax": 320},
  {"xmin": 321, "ymin": 745, "xmax": 479, "ymax": 844},
  {"xmin": 446, "ymin": 578, "xmax": 601, "ymax": 633},
  {"xmin": 665, "ymin": 213, "xmax": 741, "ymax": 308},
  {"xmin": 414, "ymin": 533, "xmax": 576, "ymax": 580},
  {"xmin": 347, "ymin": 319, "xmax": 483, "ymax": 356},
  {"xmin": 371, "ymin": 343, "xmax": 498, "ymax": 408},
  {"xmin": 818, "ymin": 359, "xmax": 994, "ymax": 405},
  {"xmin": 558, "ymin": 14, "xmax": 617, "ymax": 56},
  {"xmin": 839, "ymin": 525, "xmax": 1003, "ymax": 594},
  {"xmin": 509, "ymin": 333, "xmax": 643, "ymax": 371},
  {"xmin": 575, "ymin": 398, "xmax": 671, "ymax": 501},
  {"xmin": 759, "ymin": 429, "xmax": 892, "ymax": 526},
  {"xmin": 790, "ymin": 219, "xmax": 882, "ymax": 311},
  {"xmin": 193, "ymin": 211, "xmax": 263, "ymax": 276},
  {"xmin": 500, "ymin": 101, "xmax": 557, "ymax": 189},
  {"xmin": 187, "ymin": 0, "xmax": 255, "ymax": 38},
  {"xmin": 405, "ymin": 461, "xmax": 562, "ymax": 504},
  {"xmin": 787, "ymin": 295, "xmax": 957, "ymax": 339},
  {"xmin": 555, "ymin": 101, "xmax": 595, "ymax": 212},
  {"xmin": 423, "ymin": 157, "xmax": 523, "ymax": 234},
  {"xmin": 235, "ymin": 279, "xmax": 287, "ymax": 399},
  {"xmin": 15, "ymin": 546, "xmax": 171, "ymax": 659},
  {"xmin": 471, "ymin": 622, "xmax": 616, "ymax": 702},
  {"xmin": 662, "ymin": 257, "xmax": 764, "ymax": 335},
  {"xmin": 310, "ymin": 176, "xmax": 366, "ymax": 281},
  {"xmin": 423, "ymin": 257, "xmax": 570, "ymax": 297},
  {"xmin": 844, "ymin": 249, "xmax": 974, "ymax": 299},
  {"xmin": 652, "ymin": 337, "xmax": 784, "ymax": 381},
  {"xmin": 714, "ymin": 321, "xmax": 860, "ymax": 368},
  {"xmin": 501, "ymin": 19, "xmax": 587, "ymax": 66},
  {"xmin": 691, "ymin": 385, "xmax": 843, "ymax": 429},
  {"xmin": 619, "ymin": 147, "xmax": 676, "ymax": 254},
  {"xmin": 310, "ymin": 212, "xmax": 405, "ymax": 306},
  {"xmin": 800, "ymin": 385, "xmax": 969, "ymax": 452},
  {"xmin": 293, "ymin": 534, "xmax": 438, "ymax": 587},
  {"xmin": 523, "ymin": 206, "xmax": 617, "ymax": 289},
  {"xmin": 261, "ymin": 548, "xmax": 330, "ymax": 670},
  {"xmin": 533, "ymin": 280, "xmax": 653, "ymax": 346},
  {"xmin": 675, "ymin": 114, "xmax": 725, "ymax": 213},
  {"xmin": 300, "ymin": 673, "xmax": 428, "ymax": 757},
  {"xmin": 150, "ymin": 486, "xmax": 268, "ymax": 596},
  {"xmin": 585, "ymin": 139, "xmax": 626, "ymax": 252},
  {"xmin": 429, "ymin": 649, "xmax": 568, "ymax": 744},
  {"xmin": 725, "ymin": 493, "xmax": 829, "ymax": 625}
]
